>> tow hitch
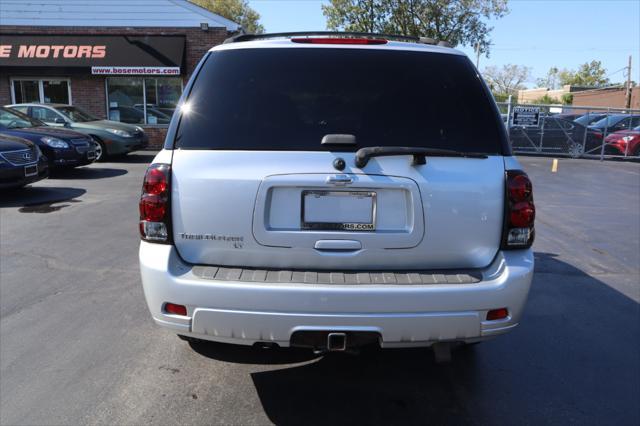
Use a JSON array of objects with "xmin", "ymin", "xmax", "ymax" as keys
[
  {"xmin": 327, "ymin": 332, "xmax": 347, "ymax": 351},
  {"xmin": 290, "ymin": 330, "xmax": 380, "ymax": 353}
]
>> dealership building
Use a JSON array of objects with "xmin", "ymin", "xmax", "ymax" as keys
[{"xmin": 0, "ymin": 0, "xmax": 239, "ymax": 146}]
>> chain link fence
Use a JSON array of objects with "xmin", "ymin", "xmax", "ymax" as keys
[{"xmin": 496, "ymin": 101, "xmax": 640, "ymax": 159}]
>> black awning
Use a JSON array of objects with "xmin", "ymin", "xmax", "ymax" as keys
[{"xmin": 0, "ymin": 34, "xmax": 185, "ymax": 72}]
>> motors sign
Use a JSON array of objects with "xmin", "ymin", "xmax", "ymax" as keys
[
  {"xmin": 0, "ymin": 35, "xmax": 185, "ymax": 74},
  {"xmin": 512, "ymin": 106, "xmax": 541, "ymax": 127}
]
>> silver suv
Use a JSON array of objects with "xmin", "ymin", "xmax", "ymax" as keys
[{"xmin": 138, "ymin": 33, "xmax": 535, "ymax": 359}]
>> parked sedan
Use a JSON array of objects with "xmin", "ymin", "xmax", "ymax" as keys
[
  {"xmin": 589, "ymin": 114, "xmax": 640, "ymax": 134},
  {"xmin": 6, "ymin": 103, "xmax": 148, "ymax": 161},
  {"xmin": 604, "ymin": 125, "xmax": 640, "ymax": 156},
  {"xmin": 0, "ymin": 107, "xmax": 95, "ymax": 169},
  {"xmin": 109, "ymin": 105, "xmax": 171, "ymax": 125},
  {"xmin": 0, "ymin": 133, "xmax": 49, "ymax": 189},
  {"xmin": 509, "ymin": 116, "xmax": 603, "ymax": 157}
]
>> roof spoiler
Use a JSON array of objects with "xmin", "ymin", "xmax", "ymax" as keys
[{"xmin": 223, "ymin": 31, "xmax": 451, "ymax": 47}]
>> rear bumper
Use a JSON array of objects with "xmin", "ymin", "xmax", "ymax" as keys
[{"xmin": 139, "ymin": 243, "xmax": 534, "ymax": 347}]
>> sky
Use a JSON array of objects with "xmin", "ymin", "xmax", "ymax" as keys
[{"xmin": 248, "ymin": 0, "xmax": 640, "ymax": 88}]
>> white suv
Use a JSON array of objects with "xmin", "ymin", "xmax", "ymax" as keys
[{"xmin": 139, "ymin": 33, "xmax": 535, "ymax": 358}]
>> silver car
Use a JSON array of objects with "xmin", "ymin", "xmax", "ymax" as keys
[{"xmin": 138, "ymin": 33, "xmax": 535, "ymax": 359}]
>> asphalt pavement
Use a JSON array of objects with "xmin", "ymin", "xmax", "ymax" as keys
[{"xmin": 1, "ymin": 153, "xmax": 638, "ymax": 425}]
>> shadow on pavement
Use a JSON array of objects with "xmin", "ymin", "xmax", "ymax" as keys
[
  {"xmin": 0, "ymin": 186, "xmax": 86, "ymax": 209},
  {"xmin": 189, "ymin": 340, "xmax": 319, "ymax": 365},
  {"xmin": 233, "ymin": 252, "xmax": 636, "ymax": 425},
  {"xmin": 111, "ymin": 151, "xmax": 158, "ymax": 164},
  {"xmin": 50, "ymin": 167, "xmax": 127, "ymax": 180}
]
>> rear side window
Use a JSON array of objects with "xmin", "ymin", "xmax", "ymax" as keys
[{"xmin": 176, "ymin": 48, "xmax": 505, "ymax": 154}]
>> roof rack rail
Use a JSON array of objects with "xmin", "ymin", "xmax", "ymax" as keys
[{"xmin": 223, "ymin": 31, "xmax": 447, "ymax": 46}]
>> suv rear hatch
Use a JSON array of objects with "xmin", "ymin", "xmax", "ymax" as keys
[{"xmin": 170, "ymin": 44, "xmax": 508, "ymax": 270}]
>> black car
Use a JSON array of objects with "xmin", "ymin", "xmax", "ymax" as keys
[
  {"xmin": 0, "ymin": 106, "xmax": 96, "ymax": 168},
  {"xmin": 509, "ymin": 116, "xmax": 603, "ymax": 157},
  {"xmin": 0, "ymin": 133, "xmax": 49, "ymax": 189},
  {"xmin": 589, "ymin": 114, "xmax": 640, "ymax": 134}
]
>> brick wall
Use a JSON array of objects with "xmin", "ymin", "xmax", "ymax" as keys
[
  {"xmin": 572, "ymin": 86, "xmax": 640, "ymax": 110},
  {"xmin": 0, "ymin": 25, "xmax": 229, "ymax": 148}
]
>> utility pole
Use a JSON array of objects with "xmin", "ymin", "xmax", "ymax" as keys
[
  {"xmin": 624, "ymin": 55, "xmax": 632, "ymax": 109},
  {"xmin": 475, "ymin": 42, "xmax": 481, "ymax": 68}
]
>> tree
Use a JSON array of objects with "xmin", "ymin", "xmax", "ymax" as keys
[
  {"xmin": 558, "ymin": 61, "xmax": 609, "ymax": 87},
  {"xmin": 483, "ymin": 64, "xmax": 531, "ymax": 99},
  {"xmin": 536, "ymin": 67, "xmax": 562, "ymax": 89},
  {"xmin": 191, "ymin": 0, "xmax": 264, "ymax": 34},
  {"xmin": 322, "ymin": 0, "xmax": 509, "ymax": 53}
]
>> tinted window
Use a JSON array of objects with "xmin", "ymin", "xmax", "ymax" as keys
[
  {"xmin": 57, "ymin": 106, "xmax": 97, "ymax": 122},
  {"xmin": 31, "ymin": 106, "xmax": 61, "ymax": 123},
  {"xmin": 176, "ymin": 48, "xmax": 505, "ymax": 154},
  {"xmin": 0, "ymin": 107, "xmax": 42, "ymax": 129},
  {"xmin": 574, "ymin": 114, "xmax": 606, "ymax": 126}
]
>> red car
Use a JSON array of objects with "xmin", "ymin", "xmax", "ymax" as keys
[{"xmin": 605, "ymin": 125, "xmax": 640, "ymax": 156}]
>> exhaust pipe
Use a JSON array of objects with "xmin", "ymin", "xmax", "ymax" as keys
[{"xmin": 327, "ymin": 332, "xmax": 347, "ymax": 351}]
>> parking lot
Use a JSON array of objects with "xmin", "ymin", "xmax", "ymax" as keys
[{"xmin": 1, "ymin": 154, "xmax": 638, "ymax": 425}]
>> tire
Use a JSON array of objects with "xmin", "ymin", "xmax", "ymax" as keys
[
  {"xmin": 91, "ymin": 136, "xmax": 108, "ymax": 162},
  {"xmin": 568, "ymin": 142, "xmax": 584, "ymax": 158}
]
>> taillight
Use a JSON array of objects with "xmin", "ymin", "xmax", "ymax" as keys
[
  {"xmin": 502, "ymin": 170, "xmax": 535, "ymax": 249},
  {"xmin": 291, "ymin": 37, "xmax": 387, "ymax": 45},
  {"xmin": 164, "ymin": 302, "xmax": 187, "ymax": 316},
  {"xmin": 139, "ymin": 163, "xmax": 171, "ymax": 243}
]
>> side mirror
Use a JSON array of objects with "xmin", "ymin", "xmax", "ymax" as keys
[{"xmin": 54, "ymin": 117, "xmax": 67, "ymax": 124}]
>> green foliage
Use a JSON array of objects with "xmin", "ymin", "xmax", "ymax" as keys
[
  {"xmin": 492, "ymin": 93, "xmax": 510, "ymax": 102},
  {"xmin": 561, "ymin": 93, "xmax": 573, "ymax": 105},
  {"xmin": 190, "ymin": 0, "xmax": 264, "ymax": 34},
  {"xmin": 532, "ymin": 94, "xmax": 561, "ymax": 105},
  {"xmin": 558, "ymin": 61, "xmax": 610, "ymax": 87},
  {"xmin": 322, "ymin": 0, "xmax": 509, "ymax": 52}
]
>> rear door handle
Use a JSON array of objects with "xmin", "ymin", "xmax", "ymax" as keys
[{"xmin": 325, "ymin": 174, "xmax": 353, "ymax": 186}]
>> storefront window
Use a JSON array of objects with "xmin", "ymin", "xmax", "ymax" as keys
[
  {"xmin": 13, "ymin": 80, "xmax": 39, "ymax": 103},
  {"xmin": 12, "ymin": 79, "xmax": 70, "ymax": 104},
  {"xmin": 106, "ymin": 77, "xmax": 181, "ymax": 125},
  {"xmin": 42, "ymin": 80, "xmax": 71, "ymax": 103}
]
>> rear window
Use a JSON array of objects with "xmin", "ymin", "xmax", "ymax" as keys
[{"xmin": 176, "ymin": 48, "xmax": 505, "ymax": 154}]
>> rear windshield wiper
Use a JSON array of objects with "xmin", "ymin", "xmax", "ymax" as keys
[{"xmin": 354, "ymin": 146, "xmax": 488, "ymax": 168}]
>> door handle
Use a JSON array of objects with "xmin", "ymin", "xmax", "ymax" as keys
[{"xmin": 325, "ymin": 174, "xmax": 353, "ymax": 186}]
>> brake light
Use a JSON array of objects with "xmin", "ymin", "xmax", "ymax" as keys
[
  {"xmin": 164, "ymin": 302, "xmax": 187, "ymax": 316},
  {"xmin": 486, "ymin": 308, "xmax": 509, "ymax": 321},
  {"xmin": 502, "ymin": 170, "xmax": 535, "ymax": 248},
  {"xmin": 291, "ymin": 37, "xmax": 387, "ymax": 45},
  {"xmin": 139, "ymin": 163, "xmax": 171, "ymax": 243}
]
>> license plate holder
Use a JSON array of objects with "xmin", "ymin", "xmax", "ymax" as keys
[
  {"xmin": 24, "ymin": 164, "xmax": 38, "ymax": 177},
  {"xmin": 301, "ymin": 190, "xmax": 376, "ymax": 231}
]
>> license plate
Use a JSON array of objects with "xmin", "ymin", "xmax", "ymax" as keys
[
  {"xmin": 24, "ymin": 164, "xmax": 38, "ymax": 177},
  {"xmin": 87, "ymin": 151, "xmax": 96, "ymax": 160},
  {"xmin": 301, "ymin": 190, "xmax": 376, "ymax": 231}
]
